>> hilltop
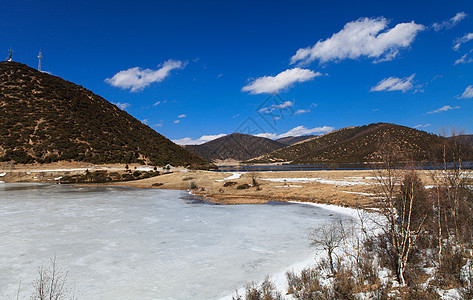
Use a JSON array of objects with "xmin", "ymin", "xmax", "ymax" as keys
[
  {"xmin": 249, "ymin": 123, "xmax": 472, "ymax": 164},
  {"xmin": 185, "ymin": 133, "xmax": 285, "ymax": 162},
  {"xmin": 0, "ymin": 61, "xmax": 208, "ymax": 167},
  {"xmin": 275, "ymin": 135, "xmax": 317, "ymax": 145}
]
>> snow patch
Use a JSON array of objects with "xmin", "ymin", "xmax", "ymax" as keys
[{"xmin": 215, "ymin": 172, "xmax": 243, "ymax": 182}]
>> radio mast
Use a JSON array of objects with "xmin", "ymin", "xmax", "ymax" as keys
[
  {"xmin": 7, "ymin": 48, "xmax": 13, "ymax": 61},
  {"xmin": 38, "ymin": 51, "xmax": 42, "ymax": 71}
]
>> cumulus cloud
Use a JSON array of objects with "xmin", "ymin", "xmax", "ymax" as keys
[
  {"xmin": 174, "ymin": 120, "xmax": 180, "ymax": 124},
  {"xmin": 453, "ymin": 33, "xmax": 473, "ymax": 51},
  {"xmin": 455, "ymin": 50, "xmax": 473, "ymax": 65},
  {"xmin": 433, "ymin": 12, "xmax": 467, "ymax": 31},
  {"xmin": 173, "ymin": 134, "xmax": 226, "ymax": 145},
  {"xmin": 242, "ymin": 68, "xmax": 321, "ymax": 94},
  {"xmin": 105, "ymin": 60, "xmax": 187, "ymax": 92},
  {"xmin": 426, "ymin": 105, "xmax": 460, "ymax": 114},
  {"xmin": 112, "ymin": 102, "xmax": 130, "ymax": 110},
  {"xmin": 370, "ymin": 74, "xmax": 415, "ymax": 92},
  {"xmin": 177, "ymin": 114, "xmax": 187, "ymax": 118},
  {"xmin": 459, "ymin": 85, "xmax": 473, "ymax": 99},
  {"xmin": 290, "ymin": 17, "xmax": 425, "ymax": 65},
  {"xmin": 256, "ymin": 125, "xmax": 334, "ymax": 139}
]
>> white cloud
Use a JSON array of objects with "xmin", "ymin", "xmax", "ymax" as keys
[
  {"xmin": 112, "ymin": 102, "xmax": 130, "ymax": 110},
  {"xmin": 177, "ymin": 114, "xmax": 187, "ymax": 118},
  {"xmin": 152, "ymin": 123, "xmax": 163, "ymax": 128},
  {"xmin": 259, "ymin": 101, "xmax": 294, "ymax": 113},
  {"xmin": 455, "ymin": 50, "xmax": 473, "ymax": 65},
  {"xmin": 105, "ymin": 59, "xmax": 187, "ymax": 92},
  {"xmin": 256, "ymin": 125, "xmax": 334, "ymax": 139},
  {"xmin": 153, "ymin": 101, "xmax": 161, "ymax": 106},
  {"xmin": 414, "ymin": 124, "xmax": 431, "ymax": 128},
  {"xmin": 459, "ymin": 85, "xmax": 473, "ymax": 99},
  {"xmin": 291, "ymin": 17, "xmax": 425, "ymax": 65},
  {"xmin": 173, "ymin": 134, "xmax": 226, "ymax": 145},
  {"xmin": 453, "ymin": 33, "xmax": 473, "ymax": 51},
  {"xmin": 294, "ymin": 109, "xmax": 310, "ymax": 115},
  {"xmin": 426, "ymin": 105, "xmax": 460, "ymax": 114},
  {"xmin": 294, "ymin": 103, "xmax": 317, "ymax": 115},
  {"xmin": 141, "ymin": 119, "xmax": 149, "ymax": 124},
  {"xmin": 242, "ymin": 68, "xmax": 321, "ymax": 94},
  {"xmin": 433, "ymin": 12, "xmax": 467, "ymax": 31},
  {"xmin": 174, "ymin": 120, "xmax": 180, "ymax": 124},
  {"xmin": 370, "ymin": 74, "xmax": 415, "ymax": 92}
]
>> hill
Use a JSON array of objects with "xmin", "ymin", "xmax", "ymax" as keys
[
  {"xmin": 275, "ymin": 135, "xmax": 317, "ymax": 145},
  {"xmin": 249, "ymin": 123, "xmax": 469, "ymax": 164},
  {"xmin": 0, "ymin": 61, "xmax": 208, "ymax": 167},
  {"xmin": 185, "ymin": 133, "xmax": 285, "ymax": 162}
]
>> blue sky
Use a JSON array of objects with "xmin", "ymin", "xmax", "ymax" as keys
[{"xmin": 1, "ymin": 0, "xmax": 472, "ymax": 144}]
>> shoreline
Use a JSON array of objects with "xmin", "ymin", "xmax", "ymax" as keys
[{"xmin": 0, "ymin": 167, "xmax": 432, "ymax": 209}]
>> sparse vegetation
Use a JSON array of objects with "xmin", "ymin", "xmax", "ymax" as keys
[
  {"xmin": 236, "ymin": 135, "xmax": 473, "ymax": 299},
  {"xmin": 0, "ymin": 61, "xmax": 210, "ymax": 168},
  {"xmin": 59, "ymin": 170, "xmax": 159, "ymax": 183}
]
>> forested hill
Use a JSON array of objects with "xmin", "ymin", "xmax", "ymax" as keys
[{"xmin": 0, "ymin": 61, "xmax": 208, "ymax": 167}]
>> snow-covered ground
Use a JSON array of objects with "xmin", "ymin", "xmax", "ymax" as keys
[
  {"xmin": 215, "ymin": 172, "xmax": 243, "ymax": 182},
  {"xmin": 262, "ymin": 177, "xmax": 376, "ymax": 186},
  {"xmin": 0, "ymin": 184, "xmax": 349, "ymax": 300}
]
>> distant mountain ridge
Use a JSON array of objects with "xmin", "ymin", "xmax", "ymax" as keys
[
  {"xmin": 186, "ymin": 133, "xmax": 285, "ymax": 162},
  {"xmin": 276, "ymin": 135, "xmax": 317, "ymax": 145},
  {"xmin": 249, "ymin": 123, "xmax": 472, "ymax": 164},
  {"xmin": 0, "ymin": 61, "xmax": 208, "ymax": 167}
]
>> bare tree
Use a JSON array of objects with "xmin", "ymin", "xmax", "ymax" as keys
[
  {"xmin": 373, "ymin": 139, "xmax": 428, "ymax": 286},
  {"xmin": 247, "ymin": 172, "xmax": 260, "ymax": 187},
  {"xmin": 31, "ymin": 256, "xmax": 76, "ymax": 300},
  {"xmin": 309, "ymin": 220, "xmax": 347, "ymax": 275}
]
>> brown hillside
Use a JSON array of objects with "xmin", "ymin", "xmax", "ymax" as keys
[
  {"xmin": 249, "ymin": 123, "xmax": 471, "ymax": 164},
  {"xmin": 186, "ymin": 133, "xmax": 285, "ymax": 162},
  {"xmin": 0, "ymin": 61, "xmax": 208, "ymax": 167}
]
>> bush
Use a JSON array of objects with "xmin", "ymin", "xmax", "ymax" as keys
[
  {"xmin": 233, "ymin": 276, "xmax": 282, "ymax": 300},
  {"xmin": 237, "ymin": 184, "xmax": 250, "ymax": 190}
]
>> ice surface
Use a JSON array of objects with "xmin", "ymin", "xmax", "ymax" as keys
[{"xmin": 0, "ymin": 184, "xmax": 350, "ymax": 300}]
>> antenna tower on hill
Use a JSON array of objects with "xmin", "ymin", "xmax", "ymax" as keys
[{"xmin": 38, "ymin": 51, "xmax": 42, "ymax": 71}]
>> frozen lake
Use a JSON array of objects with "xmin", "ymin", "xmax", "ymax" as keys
[{"xmin": 0, "ymin": 183, "xmax": 349, "ymax": 299}]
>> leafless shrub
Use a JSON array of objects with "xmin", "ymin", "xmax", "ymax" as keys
[
  {"xmin": 232, "ymin": 276, "xmax": 282, "ymax": 300},
  {"xmin": 309, "ymin": 220, "xmax": 347, "ymax": 275},
  {"xmin": 247, "ymin": 172, "xmax": 260, "ymax": 187},
  {"xmin": 31, "ymin": 256, "xmax": 76, "ymax": 300}
]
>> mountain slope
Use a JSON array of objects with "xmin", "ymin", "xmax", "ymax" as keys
[
  {"xmin": 250, "ymin": 123, "xmax": 460, "ymax": 164},
  {"xmin": 0, "ymin": 61, "xmax": 208, "ymax": 167},
  {"xmin": 186, "ymin": 133, "xmax": 285, "ymax": 162},
  {"xmin": 276, "ymin": 135, "xmax": 317, "ymax": 145}
]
